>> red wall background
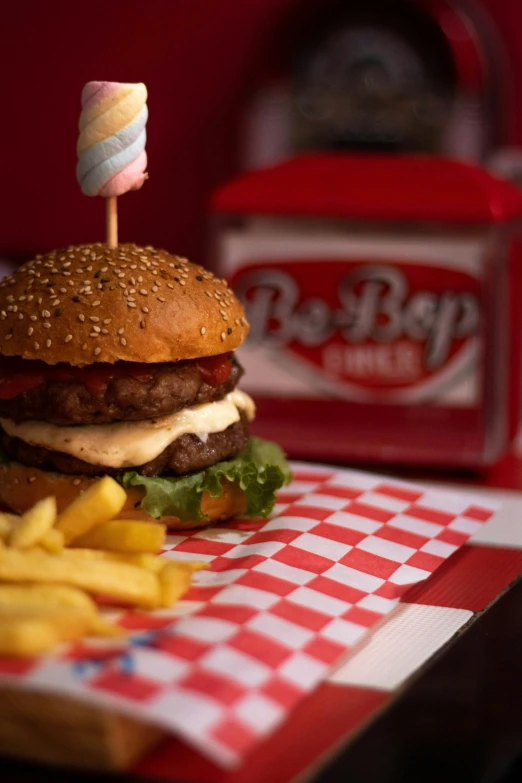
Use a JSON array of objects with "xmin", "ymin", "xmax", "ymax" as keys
[{"xmin": 1, "ymin": 0, "xmax": 521, "ymax": 264}]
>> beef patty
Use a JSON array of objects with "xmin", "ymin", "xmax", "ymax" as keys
[
  {"xmin": 0, "ymin": 358, "xmax": 243, "ymax": 426},
  {"xmin": 0, "ymin": 414, "xmax": 249, "ymax": 478}
]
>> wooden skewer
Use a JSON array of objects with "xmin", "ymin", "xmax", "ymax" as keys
[{"xmin": 105, "ymin": 197, "xmax": 118, "ymax": 248}]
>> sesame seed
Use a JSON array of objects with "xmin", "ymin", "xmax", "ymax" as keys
[
  {"xmin": 92, "ymin": 326, "xmax": 101, "ymax": 333},
  {"xmin": 127, "ymin": 302, "xmax": 137, "ymax": 308},
  {"xmin": 200, "ymin": 327, "xmax": 206, "ymax": 335},
  {"xmin": 89, "ymin": 332, "xmax": 98, "ymax": 338},
  {"xmin": 127, "ymin": 296, "xmax": 136, "ymax": 302},
  {"xmin": 34, "ymin": 342, "xmax": 39, "ymax": 350},
  {"xmin": 140, "ymin": 289, "xmax": 147, "ymax": 295},
  {"xmin": 221, "ymin": 332, "xmax": 226, "ymax": 341},
  {"xmin": 92, "ymin": 300, "xmax": 101, "ymax": 307},
  {"xmin": 46, "ymin": 339, "xmax": 52, "ymax": 347},
  {"xmin": 78, "ymin": 314, "xmax": 85, "ymax": 323},
  {"xmin": 142, "ymin": 307, "xmax": 149, "ymax": 313},
  {"xmin": 43, "ymin": 322, "xmax": 51, "ymax": 329},
  {"xmin": 151, "ymin": 286, "xmax": 159, "ymax": 293},
  {"xmin": 28, "ymin": 476, "xmax": 37, "ymax": 483},
  {"xmin": 5, "ymin": 334, "xmax": 12, "ymax": 341},
  {"xmin": 205, "ymin": 291, "xmax": 212, "ymax": 298},
  {"xmin": 28, "ymin": 327, "xmax": 33, "ymax": 336},
  {"xmin": 120, "ymin": 337, "xmax": 127, "ymax": 346},
  {"xmin": 118, "ymin": 282, "xmax": 126, "ymax": 289},
  {"xmin": 117, "ymin": 327, "xmax": 125, "ymax": 335},
  {"xmin": 167, "ymin": 283, "xmax": 174, "ymax": 289},
  {"xmin": 180, "ymin": 280, "xmax": 186, "ymax": 286},
  {"xmin": 101, "ymin": 328, "xmax": 108, "ymax": 334},
  {"xmin": 158, "ymin": 296, "xmax": 165, "ymax": 302},
  {"xmin": 94, "ymin": 346, "xmax": 101, "ymax": 356},
  {"xmin": 65, "ymin": 334, "xmax": 73, "ymax": 342},
  {"xmin": 18, "ymin": 313, "xmax": 23, "ymax": 320},
  {"xmin": 103, "ymin": 318, "xmax": 112, "ymax": 324},
  {"xmin": 89, "ymin": 316, "xmax": 99, "ymax": 322},
  {"xmin": 30, "ymin": 315, "xmax": 37, "ymax": 322}
]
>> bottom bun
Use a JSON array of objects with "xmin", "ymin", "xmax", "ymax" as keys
[{"xmin": 0, "ymin": 462, "xmax": 247, "ymax": 530}]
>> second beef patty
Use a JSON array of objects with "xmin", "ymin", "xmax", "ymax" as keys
[{"xmin": 0, "ymin": 413, "xmax": 249, "ymax": 478}]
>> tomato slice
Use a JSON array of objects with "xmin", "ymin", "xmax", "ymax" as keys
[
  {"xmin": 196, "ymin": 354, "xmax": 232, "ymax": 386},
  {"xmin": 0, "ymin": 354, "xmax": 233, "ymax": 399},
  {"xmin": 0, "ymin": 371, "xmax": 45, "ymax": 400}
]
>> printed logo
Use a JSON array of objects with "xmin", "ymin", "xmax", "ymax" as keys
[{"xmin": 232, "ymin": 260, "xmax": 480, "ymax": 393}]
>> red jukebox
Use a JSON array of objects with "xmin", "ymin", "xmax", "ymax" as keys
[
  {"xmin": 211, "ymin": 154, "xmax": 522, "ymax": 469},
  {"xmin": 240, "ymin": 0, "xmax": 516, "ymax": 180}
]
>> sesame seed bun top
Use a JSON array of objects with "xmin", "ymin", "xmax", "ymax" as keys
[{"xmin": 0, "ymin": 243, "xmax": 248, "ymax": 365}]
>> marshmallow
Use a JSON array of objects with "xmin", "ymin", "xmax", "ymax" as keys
[{"xmin": 76, "ymin": 82, "xmax": 148, "ymax": 198}]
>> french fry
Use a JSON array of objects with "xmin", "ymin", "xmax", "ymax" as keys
[
  {"xmin": 164, "ymin": 559, "xmax": 209, "ymax": 573},
  {"xmin": 39, "ymin": 528, "xmax": 65, "ymax": 554},
  {"xmin": 9, "ymin": 497, "xmax": 56, "ymax": 550},
  {"xmin": 61, "ymin": 547, "xmax": 162, "ymax": 571},
  {"xmin": 0, "ymin": 588, "xmax": 125, "ymax": 639},
  {"xmin": 0, "ymin": 513, "xmax": 17, "ymax": 542},
  {"xmin": 0, "ymin": 584, "xmax": 97, "ymax": 613},
  {"xmin": 0, "ymin": 611, "xmax": 92, "ymax": 656},
  {"xmin": 62, "ymin": 547, "xmax": 207, "ymax": 574},
  {"xmin": 55, "ymin": 476, "xmax": 127, "ymax": 544},
  {"xmin": 159, "ymin": 562, "xmax": 192, "ymax": 607},
  {"xmin": 0, "ymin": 548, "xmax": 161, "ymax": 609},
  {"xmin": 72, "ymin": 519, "xmax": 166, "ymax": 554}
]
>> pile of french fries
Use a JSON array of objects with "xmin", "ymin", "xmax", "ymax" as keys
[{"xmin": 0, "ymin": 477, "xmax": 203, "ymax": 656}]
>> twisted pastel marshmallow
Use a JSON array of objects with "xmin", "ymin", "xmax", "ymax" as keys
[{"xmin": 76, "ymin": 81, "xmax": 148, "ymax": 198}]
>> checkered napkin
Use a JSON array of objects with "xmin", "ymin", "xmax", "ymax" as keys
[{"xmin": 0, "ymin": 464, "xmax": 498, "ymax": 767}]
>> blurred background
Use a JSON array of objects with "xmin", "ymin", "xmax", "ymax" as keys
[
  {"xmin": 1, "ymin": 0, "xmax": 522, "ymax": 260},
  {"xmin": 2, "ymin": 0, "xmax": 522, "ymax": 474}
]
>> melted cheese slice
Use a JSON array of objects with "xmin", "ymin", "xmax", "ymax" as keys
[{"xmin": 0, "ymin": 390, "xmax": 255, "ymax": 469}]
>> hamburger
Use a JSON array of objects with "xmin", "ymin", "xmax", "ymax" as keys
[{"xmin": 0, "ymin": 243, "xmax": 290, "ymax": 528}]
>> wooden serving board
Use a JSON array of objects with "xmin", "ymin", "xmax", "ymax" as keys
[{"xmin": 0, "ymin": 685, "xmax": 164, "ymax": 770}]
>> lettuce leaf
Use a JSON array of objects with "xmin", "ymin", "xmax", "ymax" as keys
[{"xmin": 120, "ymin": 437, "xmax": 292, "ymax": 523}]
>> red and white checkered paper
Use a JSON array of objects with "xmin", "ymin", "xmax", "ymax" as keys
[{"xmin": 0, "ymin": 464, "xmax": 498, "ymax": 767}]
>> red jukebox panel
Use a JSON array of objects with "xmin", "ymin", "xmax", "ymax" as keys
[
  {"xmin": 211, "ymin": 155, "xmax": 522, "ymax": 469},
  {"xmin": 240, "ymin": 0, "xmax": 521, "ymax": 184}
]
